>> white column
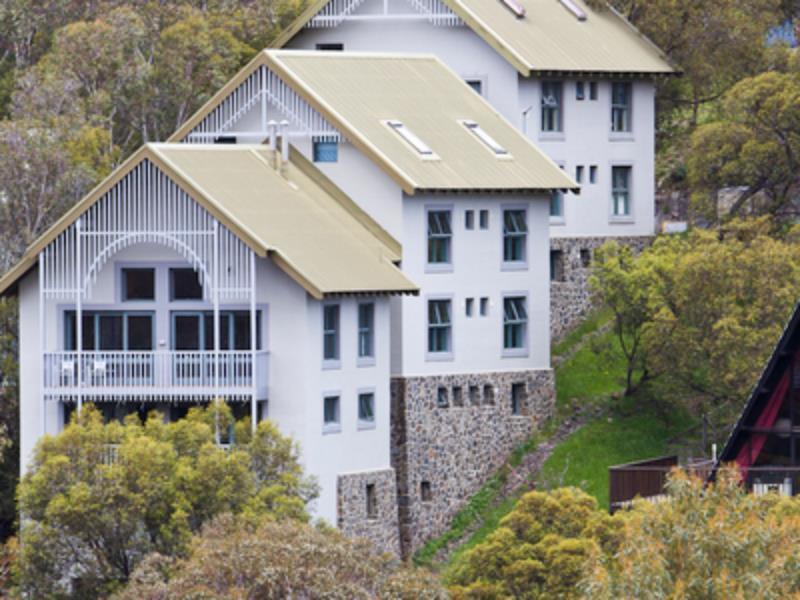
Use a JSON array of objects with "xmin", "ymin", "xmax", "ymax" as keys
[
  {"xmin": 213, "ymin": 221, "xmax": 221, "ymax": 445},
  {"xmin": 75, "ymin": 219, "xmax": 83, "ymax": 416},
  {"xmin": 39, "ymin": 250, "xmax": 46, "ymax": 437},
  {"xmin": 250, "ymin": 252, "xmax": 257, "ymax": 433}
]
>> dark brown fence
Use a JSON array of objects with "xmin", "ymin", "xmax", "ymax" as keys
[{"xmin": 609, "ymin": 455, "xmax": 678, "ymax": 513}]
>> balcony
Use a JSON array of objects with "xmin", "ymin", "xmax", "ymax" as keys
[{"xmin": 44, "ymin": 350, "xmax": 269, "ymax": 403}]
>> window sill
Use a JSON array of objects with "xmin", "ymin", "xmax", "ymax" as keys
[
  {"xmin": 609, "ymin": 216, "xmax": 635, "ymax": 224},
  {"xmin": 425, "ymin": 263, "xmax": 454, "ymax": 274},
  {"xmin": 357, "ymin": 357, "xmax": 376, "ymax": 368},
  {"xmin": 426, "ymin": 352, "xmax": 454, "ymax": 363},
  {"xmin": 357, "ymin": 421, "xmax": 376, "ymax": 431},
  {"xmin": 609, "ymin": 132, "xmax": 634, "ymax": 142},
  {"xmin": 322, "ymin": 424, "xmax": 341, "ymax": 435},
  {"xmin": 502, "ymin": 348, "xmax": 529, "ymax": 359},
  {"xmin": 322, "ymin": 360, "xmax": 341, "ymax": 371},
  {"xmin": 538, "ymin": 132, "xmax": 565, "ymax": 142},
  {"xmin": 501, "ymin": 261, "xmax": 528, "ymax": 272},
  {"xmin": 549, "ymin": 217, "xmax": 566, "ymax": 226}
]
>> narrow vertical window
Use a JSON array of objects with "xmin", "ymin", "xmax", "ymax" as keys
[
  {"xmin": 358, "ymin": 303, "xmax": 374, "ymax": 360},
  {"xmin": 503, "ymin": 209, "xmax": 527, "ymax": 263},
  {"xmin": 469, "ymin": 385, "xmax": 480, "ymax": 405},
  {"xmin": 479, "ymin": 297, "xmax": 489, "ymax": 317},
  {"xmin": 575, "ymin": 165, "xmax": 584, "ymax": 184},
  {"xmin": 576, "ymin": 81, "xmax": 585, "ymax": 101},
  {"xmin": 358, "ymin": 392, "xmax": 375, "ymax": 427},
  {"xmin": 421, "ymin": 481, "xmax": 433, "ymax": 502},
  {"xmin": 323, "ymin": 395, "xmax": 340, "ymax": 432},
  {"xmin": 427, "ymin": 209, "xmax": 452, "ymax": 265},
  {"xmin": 479, "ymin": 209, "xmax": 489, "ymax": 230},
  {"xmin": 465, "ymin": 210, "xmax": 475, "ymax": 230},
  {"xmin": 465, "ymin": 298, "xmax": 474, "ymax": 317},
  {"xmin": 483, "ymin": 384, "xmax": 495, "ymax": 405},
  {"xmin": 541, "ymin": 81, "xmax": 563, "ymax": 132},
  {"xmin": 589, "ymin": 165, "xmax": 598, "ymax": 183},
  {"xmin": 366, "ymin": 483, "xmax": 378, "ymax": 519},
  {"xmin": 589, "ymin": 81, "xmax": 598, "ymax": 100},
  {"xmin": 550, "ymin": 250, "xmax": 564, "ymax": 282},
  {"xmin": 612, "ymin": 166, "xmax": 632, "ymax": 217},
  {"xmin": 550, "ymin": 190, "xmax": 564, "ymax": 219},
  {"xmin": 323, "ymin": 304, "xmax": 340, "ymax": 362},
  {"xmin": 611, "ymin": 82, "xmax": 632, "ymax": 133},
  {"xmin": 437, "ymin": 386, "xmax": 449, "ymax": 408},
  {"xmin": 503, "ymin": 297, "xmax": 528, "ymax": 351},
  {"xmin": 452, "ymin": 386, "xmax": 464, "ymax": 407},
  {"xmin": 428, "ymin": 300, "xmax": 452, "ymax": 355},
  {"xmin": 511, "ymin": 382, "xmax": 526, "ymax": 416}
]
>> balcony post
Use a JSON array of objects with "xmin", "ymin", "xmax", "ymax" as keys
[
  {"xmin": 213, "ymin": 221, "xmax": 220, "ymax": 445},
  {"xmin": 75, "ymin": 218, "xmax": 83, "ymax": 416},
  {"xmin": 39, "ymin": 249, "xmax": 46, "ymax": 437},
  {"xmin": 250, "ymin": 251, "xmax": 257, "ymax": 434}
]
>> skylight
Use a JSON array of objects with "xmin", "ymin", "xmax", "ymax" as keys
[
  {"xmin": 461, "ymin": 120, "xmax": 509, "ymax": 156},
  {"xmin": 501, "ymin": 0, "xmax": 527, "ymax": 19},
  {"xmin": 386, "ymin": 120, "xmax": 434, "ymax": 156},
  {"xmin": 558, "ymin": 0, "xmax": 588, "ymax": 21}
]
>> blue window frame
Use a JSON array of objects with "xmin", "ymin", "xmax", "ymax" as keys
[
  {"xmin": 358, "ymin": 303, "xmax": 374, "ymax": 359},
  {"xmin": 313, "ymin": 141, "xmax": 338, "ymax": 163},
  {"xmin": 503, "ymin": 209, "xmax": 527, "ymax": 263},
  {"xmin": 65, "ymin": 311, "xmax": 154, "ymax": 351},
  {"xmin": 171, "ymin": 311, "xmax": 261, "ymax": 351}
]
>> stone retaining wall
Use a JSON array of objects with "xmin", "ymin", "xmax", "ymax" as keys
[
  {"xmin": 550, "ymin": 236, "xmax": 653, "ymax": 341},
  {"xmin": 337, "ymin": 468, "xmax": 401, "ymax": 557},
  {"xmin": 390, "ymin": 369, "xmax": 554, "ymax": 557}
]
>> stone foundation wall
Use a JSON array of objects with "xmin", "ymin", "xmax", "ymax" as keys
[
  {"xmin": 337, "ymin": 468, "xmax": 401, "ymax": 557},
  {"xmin": 391, "ymin": 369, "xmax": 555, "ymax": 557},
  {"xmin": 550, "ymin": 236, "xmax": 653, "ymax": 341}
]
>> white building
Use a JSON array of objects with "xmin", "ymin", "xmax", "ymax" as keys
[
  {"xmin": 3, "ymin": 51, "xmax": 573, "ymax": 555},
  {"xmin": 271, "ymin": 0, "xmax": 676, "ymax": 336}
]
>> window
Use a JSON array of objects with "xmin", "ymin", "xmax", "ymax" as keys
[
  {"xmin": 469, "ymin": 385, "xmax": 480, "ymax": 405},
  {"xmin": 503, "ymin": 209, "xmax": 527, "ymax": 263},
  {"xmin": 461, "ymin": 120, "xmax": 508, "ymax": 155},
  {"xmin": 589, "ymin": 165, "xmax": 598, "ymax": 184},
  {"xmin": 171, "ymin": 311, "xmax": 261, "ymax": 351},
  {"xmin": 437, "ymin": 386, "xmax": 449, "ymax": 408},
  {"xmin": 65, "ymin": 311, "xmax": 153, "ymax": 351},
  {"xmin": 465, "ymin": 297, "xmax": 474, "ymax": 317},
  {"xmin": 313, "ymin": 140, "xmax": 338, "ymax": 162},
  {"xmin": 503, "ymin": 297, "xmax": 528, "ymax": 351},
  {"xmin": 550, "ymin": 190, "xmax": 564, "ymax": 219},
  {"xmin": 421, "ymin": 481, "xmax": 433, "ymax": 502},
  {"xmin": 483, "ymin": 384, "xmax": 495, "ymax": 405},
  {"xmin": 357, "ymin": 303, "xmax": 375, "ymax": 360},
  {"xmin": 366, "ymin": 484, "xmax": 378, "ymax": 519},
  {"xmin": 550, "ymin": 250, "xmax": 565, "ymax": 282},
  {"xmin": 316, "ymin": 42, "xmax": 343, "ymax": 50},
  {"xmin": 122, "ymin": 268, "xmax": 155, "ymax": 301},
  {"xmin": 323, "ymin": 304, "xmax": 340, "ymax": 362},
  {"xmin": 479, "ymin": 297, "xmax": 489, "ymax": 317},
  {"xmin": 465, "ymin": 210, "xmax": 475, "ymax": 230},
  {"xmin": 452, "ymin": 386, "xmax": 464, "ymax": 407},
  {"xmin": 386, "ymin": 120, "xmax": 434, "ymax": 156},
  {"xmin": 576, "ymin": 81, "xmax": 585, "ymax": 100},
  {"xmin": 479, "ymin": 209, "xmax": 489, "ymax": 229},
  {"xmin": 427, "ymin": 210, "xmax": 452, "ymax": 265},
  {"xmin": 511, "ymin": 382, "xmax": 526, "ymax": 416},
  {"xmin": 214, "ymin": 135, "xmax": 236, "ymax": 144},
  {"xmin": 170, "ymin": 268, "xmax": 203, "ymax": 301},
  {"xmin": 428, "ymin": 300, "xmax": 452, "ymax": 354},
  {"xmin": 466, "ymin": 79, "xmax": 483, "ymax": 95},
  {"xmin": 358, "ymin": 392, "xmax": 375, "ymax": 427},
  {"xmin": 541, "ymin": 81, "xmax": 563, "ymax": 132},
  {"xmin": 580, "ymin": 248, "xmax": 592, "ymax": 268},
  {"xmin": 575, "ymin": 165, "xmax": 584, "ymax": 184},
  {"xmin": 612, "ymin": 166, "xmax": 632, "ymax": 217},
  {"xmin": 589, "ymin": 81, "xmax": 598, "ymax": 100},
  {"xmin": 611, "ymin": 82, "xmax": 632, "ymax": 133},
  {"xmin": 323, "ymin": 395, "xmax": 340, "ymax": 432}
]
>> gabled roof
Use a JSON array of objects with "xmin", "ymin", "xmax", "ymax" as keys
[
  {"xmin": 0, "ymin": 144, "xmax": 417, "ymax": 300},
  {"xmin": 716, "ymin": 302, "xmax": 800, "ymax": 466},
  {"xmin": 271, "ymin": 0, "xmax": 676, "ymax": 77},
  {"xmin": 170, "ymin": 50, "xmax": 578, "ymax": 195}
]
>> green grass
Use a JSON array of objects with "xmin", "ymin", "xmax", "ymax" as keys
[{"xmin": 552, "ymin": 308, "xmax": 612, "ymax": 358}]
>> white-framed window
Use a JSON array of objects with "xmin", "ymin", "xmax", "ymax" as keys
[
  {"xmin": 323, "ymin": 304, "xmax": 340, "ymax": 364},
  {"xmin": 323, "ymin": 394, "xmax": 341, "ymax": 433},
  {"xmin": 612, "ymin": 166, "xmax": 632, "ymax": 217},
  {"xmin": 611, "ymin": 82, "xmax": 632, "ymax": 133},
  {"xmin": 541, "ymin": 81, "xmax": 563, "ymax": 132},
  {"xmin": 427, "ymin": 299, "xmax": 452, "ymax": 356},
  {"xmin": 121, "ymin": 268, "xmax": 155, "ymax": 301},
  {"xmin": 427, "ymin": 209, "xmax": 452, "ymax": 266},
  {"xmin": 503, "ymin": 209, "xmax": 527, "ymax": 264},
  {"xmin": 503, "ymin": 296, "xmax": 528, "ymax": 354},
  {"xmin": 357, "ymin": 302, "xmax": 375, "ymax": 362},
  {"xmin": 358, "ymin": 391, "xmax": 376, "ymax": 429}
]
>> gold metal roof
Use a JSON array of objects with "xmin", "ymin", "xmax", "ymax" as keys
[
  {"xmin": 271, "ymin": 0, "xmax": 676, "ymax": 77},
  {"xmin": 0, "ymin": 144, "xmax": 417, "ymax": 299},
  {"xmin": 171, "ymin": 50, "xmax": 578, "ymax": 195}
]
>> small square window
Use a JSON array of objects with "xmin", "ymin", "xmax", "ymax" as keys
[
  {"xmin": 366, "ymin": 483, "xmax": 378, "ymax": 519},
  {"xmin": 589, "ymin": 165, "xmax": 598, "ymax": 184},
  {"xmin": 421, "ymin": 481, "xmax": 433, "ymax": 502},
  {"xmin": 575, "ymin": 165, "xmax": 584, "ymax": 184},
  {"xmin": 452, "ymin": 386, "xmax": 464, "ymax": 407},
  {"xmin": 576, "ymin": 81, "xmax": 585, "ymax": 101},
  {"xmin": 469, "ymin": 385, "xmax": 480, "ymax": 406},
  {"xmin": 313, "ymin": 140, "xmax": 338, "ymax": 163},
  {"xmin": 323, "ymin": 395, "xmax": 340, "ymax": 432},
  {"xmin": 580, "ymin": 248, "xmax": 592, "ymax": 268},
  {"xmin": 358, "ymin": 392, "xmax": 375, "ymax": 427},
  {"xmin": 483, "ymin": 384, "xmax": 495, "ymax": 405},
  {"xmin": 480, "ymin": 297, "xmax": 489, "ymax": 317},
  {"xmin": 122, "ymin": 268, "xmax": 155, "ymax": 301},
  {"xmin": 479, "ymin": 209, "xmax": 489, "ymax": 229},
  {"xmin": 437, "ymin": 386, "xmax": 449, "ymax": 408},
  {"xmin": 466, "ymin": 297, "xmax": 474, "ymax": 317},
  {"xmin": 465, "ymin": 210, "xmax": 475, "ymax": 230},
  {"xmin": 466, "ymin": 79, "xmax": 483, "ymax": 95},
  {"xmin": 511, "ymin": 382, "xmax": 526, "ymax": 416},
  {"xmin": 589, "ymin": 81, "xmax": 598, "ymax": 100},
  {"xmin": 170, "ymin": 268, "xmax": 203, "ymax": 301}
]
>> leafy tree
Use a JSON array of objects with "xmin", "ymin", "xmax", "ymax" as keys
[
  {"xmin": 116, "ymin": 514, "xmax": 446, "ymax": 599},
  {"xmin": 583, "ymin": 468, "xmax": 800, "ymax": 599},
  {"xmin": 16, "ymin": 404, "xmax": 318, "ymax": 599},
  {"xmin": 447, "ymin": 487, "xmax": 620, "ymax": 599},
  {"xmin": 688, "ymin": 66, "xmax": 800, "ymax": 220},
  {"xmin": 0, "ymin": 298, "xmax": 18, "ymax": 541}
]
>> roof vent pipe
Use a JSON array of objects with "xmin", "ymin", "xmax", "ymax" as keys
[
  {"xmin": 267, "ymin": 120, "xmax": 278, "ymax": 150},
  {"xmin": 279, "ymin": 120, "xmax": 290, "ymax": 164}
]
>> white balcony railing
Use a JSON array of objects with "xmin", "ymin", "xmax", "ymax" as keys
[{"xmin": 44, "ymin": 351, "xmax": 269, "ymax": 402}]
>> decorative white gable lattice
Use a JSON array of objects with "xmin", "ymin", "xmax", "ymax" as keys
[{"xmin": 306, "ymin": 0, "xmax": 463, "ymax": 28}]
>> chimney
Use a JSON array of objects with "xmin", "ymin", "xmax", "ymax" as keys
[{"xmin": 279, "ymin": 120, "xmax": 290, "ymax": 165}]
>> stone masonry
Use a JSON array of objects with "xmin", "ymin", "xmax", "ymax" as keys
[
  {"xmin": 337, "ymin": 468, "xmax": 401, "ymax": 557},
  {"xmin": 550, "ymin": 236, "xmax": 652, "ymax": 341},
  {"xmin": 390, "ymin": 369, "xmax": 554, "ymax": 557}
]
